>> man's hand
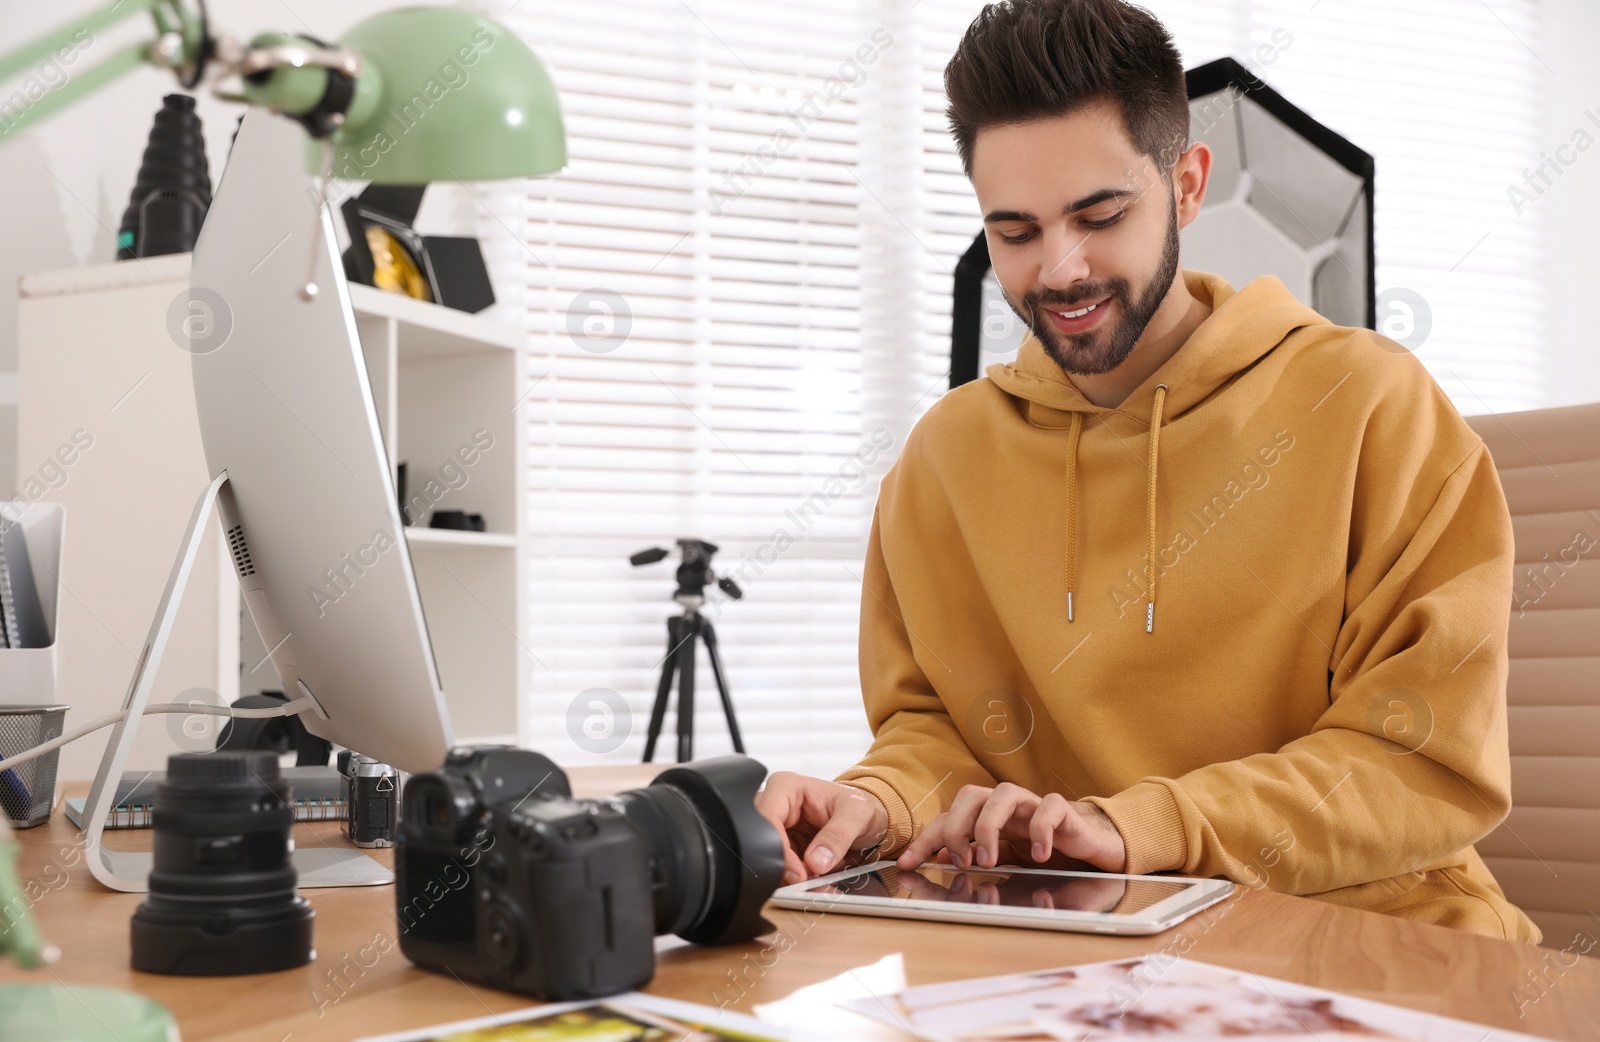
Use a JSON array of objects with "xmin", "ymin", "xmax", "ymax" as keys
[
  {"xmin": 754, "ymin": 772, "xmax": 890, "ymax": 884},
  {"xmin": 893, "ymin": 782, "xmax": 1127, "ymax": 874}
]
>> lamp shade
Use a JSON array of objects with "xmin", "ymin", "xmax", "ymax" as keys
[{"xmin": 317, "ymin": 7, "xmax": 566, "ymax": 184}]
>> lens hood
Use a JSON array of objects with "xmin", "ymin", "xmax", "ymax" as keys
[{"xmin": 652, "ymin": 755, "xmax": 784, "ymax": 945}]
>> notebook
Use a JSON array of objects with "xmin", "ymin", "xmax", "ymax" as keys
[{"xmin": 63, "ymin": 765, "xmax": 347, "ymax": 829}]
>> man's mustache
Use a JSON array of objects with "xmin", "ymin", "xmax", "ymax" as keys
[{"xmin": 1027, "ymin": 287, "xmax": 1121, "ymax": 310}]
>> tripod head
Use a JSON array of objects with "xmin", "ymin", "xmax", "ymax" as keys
[{"xmin": 630, "ymin": 538, "xmax": 742, "ymax": 609}]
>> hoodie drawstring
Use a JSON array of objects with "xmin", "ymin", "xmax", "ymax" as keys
[
  {"xmin": 1063, "ymin": 383, "xmax": 1168, "ymax": 633},
  {"xmin": 1063, "ymin": 410, "xmax": 1083, "ymax": 622},
  {"xmin": 1146, "ymin": 384, "xmax": 1168, "ymax": 633}
]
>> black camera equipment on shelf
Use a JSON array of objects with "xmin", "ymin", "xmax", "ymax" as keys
[
  {"xmin": 215, "ymin": 690, "xmax": 331, "ymax": 767},
  {"xmin": 631, "ymin": 539, "xmax": 745, "ymax": 763}
]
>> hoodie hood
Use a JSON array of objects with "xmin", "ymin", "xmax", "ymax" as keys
[{"xmin": 986, "ymin": 270, "xmax": 1328, "ymax": 632}]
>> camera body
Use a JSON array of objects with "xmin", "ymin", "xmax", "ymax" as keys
[
  {"xmin": 396, "ymin": 746, "xmax": 782, "ymax": 1001},
  {"xmin": 338, "ymin": 751, "xmax": 398, "ymax": 848}
]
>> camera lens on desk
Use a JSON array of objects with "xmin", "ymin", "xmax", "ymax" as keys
[{"xmin": 130, "ymin": 750, "xmax": 315, "ymax": 975}]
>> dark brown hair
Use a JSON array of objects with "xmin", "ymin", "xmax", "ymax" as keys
[{"xmin": 945, "ymin": 0, "xmax": 1189, "ymax": 180}]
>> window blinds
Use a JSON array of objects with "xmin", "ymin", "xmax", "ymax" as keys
[{"xmin": 473, "ymin": 0, "xmax": 1546, "ymax": 777}]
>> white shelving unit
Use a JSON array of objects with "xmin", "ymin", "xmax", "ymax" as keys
[
  {"xmin": 346, "ymin": 281, "xmax": 526, "ymax": 744},
  {"xmin": 18, "ymin": 256, "xmax": 527, "ymax": 776}
]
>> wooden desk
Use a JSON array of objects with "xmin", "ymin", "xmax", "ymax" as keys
[{"xmin": 3, "ymin": 768, "xmax": 1597, "ymax": 1041}]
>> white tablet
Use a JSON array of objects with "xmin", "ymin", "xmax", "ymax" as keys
[{"xmin": 770, "ymin": 861, "xmax": 1234, "ymax": 936}]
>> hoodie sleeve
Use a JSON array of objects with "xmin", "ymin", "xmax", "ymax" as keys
[
  {"xmin": 1084, "ymin": 433, "xmax": 1517, "ymax": 894},
  {"xmin": 834, "ymin": 505, "xmax": 997, "ymax": 855}
]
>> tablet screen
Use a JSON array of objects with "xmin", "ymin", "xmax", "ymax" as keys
[{"xmin": 793, "ymin": 864, "xmax": 1195, "ymax": 917}]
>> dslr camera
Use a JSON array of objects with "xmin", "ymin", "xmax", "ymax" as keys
[{"xmin": 395, "ymin": 747, "xmax": 784, "ymax": 1000}]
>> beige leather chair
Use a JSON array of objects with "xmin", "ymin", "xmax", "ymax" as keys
[{"xmin": 1466, "ymin": 401, "xmax": 1600, "ymax": 949}]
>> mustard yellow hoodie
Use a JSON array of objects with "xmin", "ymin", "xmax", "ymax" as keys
[{"xmin": 837, "ymin": 269, "xmax": 1540, "ymax": 944}]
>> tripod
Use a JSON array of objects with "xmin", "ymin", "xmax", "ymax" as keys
[
  {"xmin": 642, "ymin": 601, "xmax": 745, "ymax": 763},
  {"xmin": 633, "ymin": 539, "xmax": 745, "ymax": 763}
]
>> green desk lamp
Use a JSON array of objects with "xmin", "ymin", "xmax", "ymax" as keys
[
  {"xmin": 1, "ymin": 1, "xmax": 566, "ymax": 294},
  {"xmin": 0, "ymin": 2, "xmax": 566, "ymax": 179},
  {"xmin": 0, "ymin": 4, "xmax": 564, "ymax": 1038}
]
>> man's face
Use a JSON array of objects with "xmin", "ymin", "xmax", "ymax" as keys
[{"xmin": 971, "ymin": 101, "xmax": 1189, "ymax": 377}]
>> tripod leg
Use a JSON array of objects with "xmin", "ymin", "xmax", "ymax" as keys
[
  {"xmin": 700, "ymin": 621, "xmax": 745, "ymax": 753},
  {"xmin": 642, "ymin": 616, "xmax": 680, "ymax": 763},
  {"xmin": 676, "ymin": 614, "xmax": 699, "ymax": 762}
]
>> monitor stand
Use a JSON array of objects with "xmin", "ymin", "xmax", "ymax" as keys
[{"xmin": 81, "ymin": 471, "xmax": 391, "ymax": 892}]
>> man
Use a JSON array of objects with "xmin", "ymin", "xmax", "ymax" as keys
[{"xmin": 754, "ymin": 0, "xmax": 1540, "ymax": 943}]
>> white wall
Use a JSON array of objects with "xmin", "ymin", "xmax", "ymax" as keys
[
  {"xmin": 0, "ymin": 0, "xmax": 481, "ymax": 495},
  {"xmin": 1538, "ymin": 0, "xmax": 1600, "ymax": 408}
]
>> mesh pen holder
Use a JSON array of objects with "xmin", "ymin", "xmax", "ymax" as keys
[{"xmin": 0, "ymin": 705, "xmax": 67, "ymax": 828}]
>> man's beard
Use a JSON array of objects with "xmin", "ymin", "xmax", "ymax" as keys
[{"xmin": 1011, "ymin": 194, "xmax": 1181, "ymax": 377}]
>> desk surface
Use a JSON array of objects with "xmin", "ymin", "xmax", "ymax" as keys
[{"xmin": 3, "ymin": 767, "xmax": 1596, "ymax": 1042}]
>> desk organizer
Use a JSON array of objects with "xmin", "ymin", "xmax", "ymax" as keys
[
  {"xmin": 0, "ymin": 502, "xmax": 64, "ymax": 827},
  {"xmin": 0, "ymin": 706, "xmax": 67, "ymax": 827}
]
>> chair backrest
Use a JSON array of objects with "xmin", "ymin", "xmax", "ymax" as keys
[{"xmin": 1465, "ymin": 401, "xmax": 1600, "ymax": 950}]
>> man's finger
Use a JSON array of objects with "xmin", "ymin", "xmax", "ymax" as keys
[
  {"xmin": 1030, "ymin": 792, "xmax": 1072, "ymax": 862},
  {"xmin": 972, "ymin": 784, "xmax": 1035, "ymax": 868},
  {"xmin": 895, "ymin": 812, "xmax": 950, "ymax": 869},
  {"xmin": 941, "ymin": 785, "xmax": 998, "ymax": 868},
  {"xmin": 780, "ymin": 843, "xmax": 807, "ymax": 885},
  {"xmin": 802, "ymin": 794, "xmax": 876, "ymax": 876},
  {"xmin": 756, "ymin": 775, "xmax": 810, "ymax": 884}
]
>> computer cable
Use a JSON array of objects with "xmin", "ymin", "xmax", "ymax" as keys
[{"xmin": 0, "ymin": 700, "xmax": 318, "ymax": 774}]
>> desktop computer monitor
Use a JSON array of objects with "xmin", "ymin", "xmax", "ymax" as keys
[
  {"xmin": 79, "ymin": 108, "xmax": 456, "ymax": 892},
  {"xmin": 188, "ymin": 107, "xmax": 454, "ymax": 773}
]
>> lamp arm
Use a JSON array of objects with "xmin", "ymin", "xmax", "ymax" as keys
[
  {"xmin": 1, "ymin": 0, "xmax": 385, "ymax": 152},
  {"xmin": 0, "ymin": 0, "xmax": 206, "ymax": 146},
  {"xmin": 228, "ymin": 32, "xmax": 376, "ymax": 137}
]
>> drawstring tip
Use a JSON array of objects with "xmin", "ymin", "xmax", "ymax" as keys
[
  {"xmin": 1146, "ymin": 601, "xmax": 1155, "ymax": 633},
  {"xmin": 1066, "ymin": 591, "xmax": 1074, "ymax": 621}
]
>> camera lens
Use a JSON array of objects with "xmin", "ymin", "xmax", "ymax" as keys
[
  {"xmin": 130, "ymin": 751, "xmax": 314, "ymax": 975},
  {"xmin": 612, "ymin": 755, "xmax": 784, "ymax": 945}
]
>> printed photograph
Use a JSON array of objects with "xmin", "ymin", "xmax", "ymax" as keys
[
  {"xmin": 843, "ymin": 957, "xmax": 1554, "ymax": 1042},
  {"xmin": 363, "ymin": 995, "xmax": 805, "ymax": 1042}
]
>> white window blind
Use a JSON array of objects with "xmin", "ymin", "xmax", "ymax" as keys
[
  {"xmin": 470, "ymin": 0, "xmax": 1546, "ymax": 776},
  {"xmin": 475, "ymin": 0, "xmax": 940, "ymax": 777}
]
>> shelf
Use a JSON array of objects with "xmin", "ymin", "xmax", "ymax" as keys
[
  {"xmin": 17, "ymin": 254, "xmax": 520, "ymax": 359},
  {"xmin": 404, "ymin": 527, "xmax": 517, "ymax": 549},
  {"xmin": 348, "ymin": 283, "xmax": 521, "ymax": 357},
  {"xmin": 21, "ymin": 234, "xmax": 528, "ymax": 761},
  {"xmin": 19, "ymin": 253, "xmax": 191, "ymax": 298}
]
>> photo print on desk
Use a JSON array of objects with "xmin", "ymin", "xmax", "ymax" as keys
[
  {"xmin": 842, "ymin": 956, "xmax": 1554, "ymax": 1042},
  {"xmin": 357, "ymin": 991, "xmax": 825, "ymax": 1042}
]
